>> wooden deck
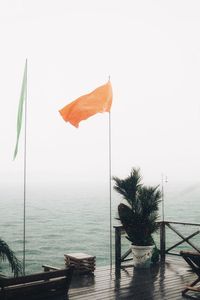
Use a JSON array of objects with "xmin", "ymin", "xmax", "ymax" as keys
[{"xmin": 68, "ymin": 257, "xmax": 200, "ymax": 300}]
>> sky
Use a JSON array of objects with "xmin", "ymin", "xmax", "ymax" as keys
[{"xmin": 0, "ymin": 0, "xmax": 200, "ymax": 194}]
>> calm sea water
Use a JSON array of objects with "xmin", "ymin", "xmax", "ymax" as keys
[{"xmin": 1, "ymin": 182, "xmax": 200, "ymax": 275}]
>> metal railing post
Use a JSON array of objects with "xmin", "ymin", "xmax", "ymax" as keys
[
  {"xmin": 160, "ymin": 221, "xmax": 166, "ymax": 261},
  {"xmin": 114, "ymin": 225, "xmax": 121, "ymax": 276}
]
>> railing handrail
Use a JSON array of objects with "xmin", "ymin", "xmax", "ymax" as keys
[
  {"xmin": 114, "ymin": 220, "xmax": 200, "ymax": 231},
  {"xmin": 158, "ymin": 220, "xmax": 200, "ymax": 227}
]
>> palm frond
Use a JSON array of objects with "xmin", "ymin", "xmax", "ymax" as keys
[
  {"xmin": 0, "ymin": 238, "xmax": 22, "ymax": 277},
  {"xmin": 113, "ymin": 168, "xmax": 142, "ymax": 208}
]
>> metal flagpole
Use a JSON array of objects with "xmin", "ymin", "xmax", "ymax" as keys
[
  {"xmin": 108, "ymin": 75, "xmax": 112, "ymax": 272},
  {"xmin": 161, "ymin": 174, "xmax": 164, "ymax": 222},
  {"xmin": 161, "ymin": 174, "xmax": 168, "ymax": 222},
  {"xmin": 109, "ymin": 110, "xmax": 112, "ymax": 272},
  {"xmin": 23, "ymin": 59, "xmax": 28, "ymax": 275}
]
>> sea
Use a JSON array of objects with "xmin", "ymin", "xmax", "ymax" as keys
[{"xmin": 1, "ymin": 182, "xmax": 200, "ymax": 276}]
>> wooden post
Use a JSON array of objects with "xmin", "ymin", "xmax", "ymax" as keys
[
  {"xmin": 160, "ymin": 221, "xmax": 166, "ymax": 261},
  {"xmin": 114, "ymin": 225, "xmax": 121, "ymax": 277}
]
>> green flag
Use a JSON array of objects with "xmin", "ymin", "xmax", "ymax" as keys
[{"xmin": 13, "ymin": 59, "xmax": 27, "ymax": 160}]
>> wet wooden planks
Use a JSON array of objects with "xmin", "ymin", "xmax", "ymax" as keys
[{"xmin": 68, "ymin": 258, "xmax": 200, "ymax": 300}]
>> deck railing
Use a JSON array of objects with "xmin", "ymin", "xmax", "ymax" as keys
[
  {"xmin": 159, "ymin": 220, "xmax": 200, "ymax": 259},
  {"xmin": 114, "ymin": 220, "xmax": 200, "ymax": 271}
]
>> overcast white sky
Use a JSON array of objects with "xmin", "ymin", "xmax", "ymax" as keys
[{"xmin": 0, "ymin": 0, "xmax": 200, "ymax": 191}]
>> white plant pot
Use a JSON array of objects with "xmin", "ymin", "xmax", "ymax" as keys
[{"xmin": 131, "ymin": 245, "xmax": 154, "ymax": 268}]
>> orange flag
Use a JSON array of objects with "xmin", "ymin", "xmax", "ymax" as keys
[{"xmin": 59, "ymin": 81, "xmax": 113, "ymax": 128}]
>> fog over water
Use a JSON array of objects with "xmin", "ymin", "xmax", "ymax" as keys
[{"xmin": 1, "ymin": 181, "xmax": 200, "ymax": 274}]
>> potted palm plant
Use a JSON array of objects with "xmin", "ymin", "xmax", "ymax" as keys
[
  {"xmin": 113, "ymin": 168, "xmax": 161, "ymax": 268},
  {"xmin": 0, "ymin": 238, "xmax": 22, "ymax": 277}
]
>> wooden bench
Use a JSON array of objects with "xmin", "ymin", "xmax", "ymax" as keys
[{"xmin": 0, "ymin": 267, "xmax": 73, "ymax": 300}]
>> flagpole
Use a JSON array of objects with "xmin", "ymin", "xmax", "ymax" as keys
[
  {"xmin": 161, "ymin": 174, "xmax": 164, "ymax": 222},
  {"xmin": 23, "ymin": 59, "xmax": 28, "ymax": 275},
  {"xmin": 161, "ymin": 174, "xmax": 168, "ymax": 222},
  {"xmin": 59, "ymin": 77, "xmax": 113, "ymax": 271},
  {"xmin": 108, "ymin": 92, "xmax": 113, "ymax": 272},
  {"xmin": 107, "ymin": 75, "xmax": 112, "ymax": 272}
]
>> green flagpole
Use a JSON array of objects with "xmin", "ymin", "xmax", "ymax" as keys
[
  {"xmin": 13, "ymin": 59, "xmax": 28, "ymax": 275},
  {"xmin": 23, "ymin": 60, "xmax": 27, "ymax": 275}
]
